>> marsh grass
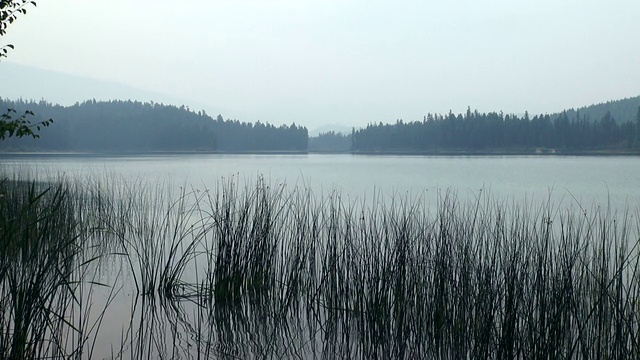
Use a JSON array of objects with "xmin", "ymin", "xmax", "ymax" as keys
[
  {"xmin": 0, "ymin": 174, "xmax": 115, "ymax": 359},
  {"xmin": 2, "ymin": 169, "xmax": 640, "ymax": 359},
  {"xmin": 188, "ymin": 182, "xmax": 640, "ymax": 359}
]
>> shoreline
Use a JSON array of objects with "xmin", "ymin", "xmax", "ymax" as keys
[
  {"xmin": 1, "ymin": 148, "xmax": 640, "ymax": 157},
  {"xmin": 0, "ymin": 150, "xmax": 309, "ymax": 157},
  {"xmin": 349, "ymin": 148, "xmax": 640, "ymax": 156}
]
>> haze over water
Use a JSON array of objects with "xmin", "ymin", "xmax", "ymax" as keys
[{"xmin": 2, "ymin": 154, "xmax": 639, "ymax": 211}]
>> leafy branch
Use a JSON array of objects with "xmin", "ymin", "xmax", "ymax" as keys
[
  {"xmin": 0, "ymin": 108, "xmax": 52, "ymax": 140},
  {"xmin": 1, "ymin": 1, "xmax": 52, "ymax": 141},
  {"xmin": 1, "ymin": 0, "xmax": 37, "ymax": 59}
]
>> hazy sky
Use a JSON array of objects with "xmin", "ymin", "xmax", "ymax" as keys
[{"xmin": 3, "ymin": 0, "xmax": 640, "ymax": 128}]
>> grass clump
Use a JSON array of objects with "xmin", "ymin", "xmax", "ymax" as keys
[
  {"xmin": 1, "ymin": 169, "xmax": 640, "ymax": 359},
  {"xmin": 0, "ymin": 175, "xmax": 111, "ymax": 359}
]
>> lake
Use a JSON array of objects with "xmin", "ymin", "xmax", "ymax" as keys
[
  {"xmin": 2, "ymin": 153, "xmax": 639, "ymax": 209},
  {"xmin": 1, "ymin": 153, "xmax": 639, "ymax": 359}
]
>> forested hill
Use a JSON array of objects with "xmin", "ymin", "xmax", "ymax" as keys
[
  {"xmin": 553, "ymin": 96, "xmax": 640, "ymax": 124},
  {"xmin": 0, "ymin": 99, "xmax": 308, "ymax": 152},
  {"xmin": 352, "ymin": 108, "xmax": 640, "ymax": 153}
]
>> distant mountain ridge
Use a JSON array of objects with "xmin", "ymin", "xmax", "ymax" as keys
[
  {"xmin": 0, "ymin": 62, "xmax": 230, "ymax": 117},
  {"xmin": 0, "ymin": 98, "xmax": 307, "ymax": 153},
  {"xmin": 3, "ymin": 62, "xmax": 638, "ymax": 132},
  {"xmin": 309, "ymin": 123, "xmax": 354, "ymax": 137},
  {"xmin": 551, "ymin": 96, "xmax": 640, "ymax": 123}
]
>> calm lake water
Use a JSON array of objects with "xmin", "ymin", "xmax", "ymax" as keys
[
  {"xmin": 2, "ymin": 153, "xmax": 640, "ymax": 358},
  {"xmin": 1, "ymin": 153, "xmax": 639, "ymax": 210}
]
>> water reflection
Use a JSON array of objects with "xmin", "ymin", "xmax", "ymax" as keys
[{"xmin": 3, "ymin": 165, "xmax": 640, "ymax": 359}]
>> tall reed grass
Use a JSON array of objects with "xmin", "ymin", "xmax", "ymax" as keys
[
  {"xmin": 0, "ymin": 174, "xmax": 115, "ymax": 359},
  {"xmin": 2, "ymin": 169, "xmax": 640, "ymax": 359}
]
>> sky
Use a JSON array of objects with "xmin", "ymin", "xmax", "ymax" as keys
[{"xmin": 2, "ymin": 0, "xmax": 640, "ymax": 129}]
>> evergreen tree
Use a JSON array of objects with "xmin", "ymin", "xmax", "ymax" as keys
[
  {"xmin": 0, "ymin": 99, "xmax": 308, "ymax": 152},
  {"xmin": 635, "ymin": 106, "xmax": 640, "ymax": 148},
  {"xmin": 352, "ymin": 108, "xmax": 633, "ymax": 153}
]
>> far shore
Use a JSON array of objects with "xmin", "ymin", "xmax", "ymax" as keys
[
  {"xmin": 348, "ymin": 147, "xmax": 640, "ymax": 156},
  {"xmin": 0, "ymin": 150, "xmax": 309, "ymax": 157},
  {"xmin": 1, "ymin": 147, "xmax": 640, "ymax": 157}
]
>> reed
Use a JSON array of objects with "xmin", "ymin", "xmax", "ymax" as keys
[
  {"xmin": 0, "ymin": 174, "xmax": 115, "ymax": 359},
  {"xmin": 2, "ymin": 169, "xmax": 640, "ymax": 359}
]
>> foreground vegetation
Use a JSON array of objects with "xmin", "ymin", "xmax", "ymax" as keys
[{"xmin": 1, "ymin": 171, "xmax": 640, "ymax": 358}]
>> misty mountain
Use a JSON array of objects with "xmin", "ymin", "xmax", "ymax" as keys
[
  {"xmin": 551, "ymin": 96, "xmax": 640, "ymax": 124},
  {"xmin": 308, "ymin": 123, "xmax": 354, "ymax": 137},
  {"xmin": 0, "ymin": 62, "xmax": 230, "ymax": 117},
  {"xmin": 0, "ymin": 99, "xmax": 307, "ymax": 153}
]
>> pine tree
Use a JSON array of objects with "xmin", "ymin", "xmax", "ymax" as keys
[{"xmin": 635, "ymin": 106, "xmax": 640, "ymax": 148}]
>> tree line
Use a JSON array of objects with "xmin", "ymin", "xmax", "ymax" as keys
[
  {"xmin": 212, "ymin": 114, "xmax": 307, "ymax": 152},
  {"xmin": 0, "ymin": 98, "xmax": 308, "ymax": 152},
  {"xmin": 3, "ymin": 98, "xmax": 640, "ymax": 154},
  {"xmin": 308, "ymin": 131, "xmax": 352, "ymax": 152},
  {"xmin": 352, "ymin": 107, "xmax": 640, "ymax": 152},
  {"xmin": 553, "ymin": 96, "xmax": 640, "ymax": 126}
]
